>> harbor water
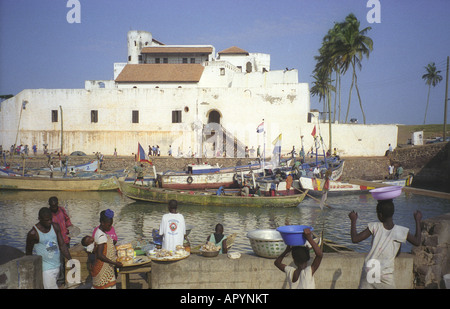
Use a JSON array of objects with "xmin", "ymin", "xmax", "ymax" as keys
[{"xmin": 0, "ymin": 189, "xmax": 449, "ymax": 254}]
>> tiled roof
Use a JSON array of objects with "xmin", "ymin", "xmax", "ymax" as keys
[
  {"xmin": 115, "ymin": 64, "xmax": 204, "ymax": 83},
  {"xmin": 141, "ymin": 46, "xmax": 213, "ymax": 54},
  {"xmin": 218, "ymin": 46, "xmax": 249, "ymax": 55}
]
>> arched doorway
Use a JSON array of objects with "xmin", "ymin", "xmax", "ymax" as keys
[{"xmin": 208, "ymin": 110, "xmax": 221, "ymax": 124}]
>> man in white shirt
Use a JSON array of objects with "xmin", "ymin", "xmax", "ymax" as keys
[{"xmin": 159, "ymin": 200, "xmax": 186, "ymax": 251}]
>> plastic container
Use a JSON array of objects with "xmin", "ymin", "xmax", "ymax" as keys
[
  {"xmin": 444, "ymin": 274, "xmax": 450, "ymax": 289},
  {"xmin": 369, "ymin": 186, "xmax": 402, "ymax": 200},
  {"xmin": 276, "ymin": 225, "xmax": 313, "ymax": 246},
  {"xmin": 247, "ymin": 229, "xmax": 286, "ymax": 258}
]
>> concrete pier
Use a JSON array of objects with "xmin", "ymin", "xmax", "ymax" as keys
[{"xmin": 150, "ymin": 252, "xmax": 414, "ymax": 289}]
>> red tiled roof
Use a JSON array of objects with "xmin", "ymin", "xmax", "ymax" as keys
[
  {"xmin": 218, "ymin": 46, "xmax": 249, "ymax": 55},
  {"xmin": 115, "ymin": 64, "xmax": 204, "ymax": 83}
]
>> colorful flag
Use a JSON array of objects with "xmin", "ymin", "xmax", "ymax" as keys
[
  {"xmin": 136, "ymin": 143, "xmax": 152, "ymax": 165},
  {"xmin": 311, "ymin": 125, "xmax": 316, "ymax": 137},
  {"xmin": 272, "ymin": 134, "xmax": 282, "ymax": 153},
  {"xmin": 256, "ymin": 122, "xmax": 264, "ymax": 133}
]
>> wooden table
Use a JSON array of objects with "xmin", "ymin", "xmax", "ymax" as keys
[{"xmin": 118, "ymin": 262, "xmax": 152, "ymax": 289}]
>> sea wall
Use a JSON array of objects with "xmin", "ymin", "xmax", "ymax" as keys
[
  {"xmin": 150, "ymin": 252, "xmax": 414, "ymax": 289},
  {"xmin": 0, "ymin": 255, "xmax": 43, "ymax": 289},
  {"xmin": 391, "ymin": 142, "xmax": 450, "ymax": 192},
  {"xmin": 2, "ymin": 213, "xmax": 450, "ymax": 289},
  {"xmin": 413, "ymin": 213, "xmax": 450, "ymax": 289}
]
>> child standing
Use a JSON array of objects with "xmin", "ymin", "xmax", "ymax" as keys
[
  {"xmin": 274, "ymin": 228, "xmax": 323, "ymax": 289},
  {"xmin": 349, "ymin": 199, "xmax": 422, "ymax": 289}
]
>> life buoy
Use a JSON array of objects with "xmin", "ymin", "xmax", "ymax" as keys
[{"xmin": 187, "ymin": 176, "xmax": 193, "ymax": 184}]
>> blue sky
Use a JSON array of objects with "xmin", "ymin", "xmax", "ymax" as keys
[{"xmin": 1, "ymin": 0, "xmax": 449, "ymax": 125}]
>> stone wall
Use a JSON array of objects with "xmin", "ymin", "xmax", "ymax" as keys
[
  {"xmin": 391, "ymin": 142, "xmax": 450, "ymax": 192},
  {"xmin": 150, "ymin": 252, "xmax": 414, "ymax": 289},
  {"xmin": 0, "ymin": 255, "xmax": 43, "ymax": 289},
  {"xmin": 413, "ymin": 213, "xmax": 450, "ymax": 289}
]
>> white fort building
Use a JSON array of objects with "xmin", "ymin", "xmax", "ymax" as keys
[{"xmin": 0, "ymin": 30, "xmax": 397, "ymax": 158}]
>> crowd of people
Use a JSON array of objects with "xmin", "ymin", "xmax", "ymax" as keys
[
  {"xmin": 24, "ymin": 197, "xmax": 233, "ymax": 289},
  {"xmin": 24, "ymin": 193, "xmax": 423, "ymax": 289}
]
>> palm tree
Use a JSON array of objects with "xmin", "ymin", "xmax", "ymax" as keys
[
  {"xmin": 422, "ymin": 62, "xmax": 443, "ymax": 124},
  {"xmin": 311, "ymin": 66, "xmax": 335, "ymax": 149},
  {"xmin": 335, "ymin": 13, "xmax": 373, "ymax": 124}
]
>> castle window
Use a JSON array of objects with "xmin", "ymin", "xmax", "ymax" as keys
[
  {"xmin": 246, "ymin": 62, "xmax": 252, "ymax": 73},
  {"xmin": 132, "ymin": 110, "xmax": 139, "ymax": 123},
  {"xmin": 51, "ymin": 110, "xmax": 58, "ymax": 122},
  {"xmin": 182, "ymin": 58, "xmax": 188, "ymax": 64},
  {"xmin": 172, "ymin": 110, "xmax": 182, "ymax": 123},
  {"xmin": 91, "ymin": 110, "xmax": 98, "ymax": 123},
  {"xmin": 163, "ymin": 58, "xmax": 168, "ymax": 63},
  {"xmin": 155, "ymin": 58, "xmax": 160, "ymax": 63},
  {"xmin": 190, "ymin": 58, "xmax": 195, "ymax": 63},
  {"xmin": 220, "ymin": 68, "xmax": 225, "ymax": 76}
]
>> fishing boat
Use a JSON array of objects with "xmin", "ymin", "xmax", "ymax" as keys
[
  {"xmin": 298, "ymin": 174, "xmax": 414, "ymax": 195},
  {"xmin": 117, "ymin": 180, "xmax": 308, "ymax": 208},
  {"xmin": 38, "ymin": 160, "xmax": 99, "ymax": 173},
  {"xmin": 0, "ymin": 174, "xmax": 119, "ymax": 191},
  {"xmin": 235, "ymin": 158, "xmax": 345, "ymax": 196},
  {"xmin": 294, "ymin": 157, "xmax": 345, "ymax": 181},
  {"xmin": 158, "ymin": 162, "xmax": 263, "ymax": 190}
]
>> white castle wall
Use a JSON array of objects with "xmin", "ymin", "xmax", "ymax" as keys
[
  {"xmin": 0, "ymin": 85, "xmax": 396, "ymax": 158},
  {"xmin": 0, "ymin": 30, "xmax": 397, "ymax": 159}
]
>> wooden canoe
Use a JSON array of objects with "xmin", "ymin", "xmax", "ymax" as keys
[
  {"xmin": 118, "ymin": 180, "xmax": 308, "ymax": 207},
  {"xmin": 0, "ymin": 175, "xmax": 119, "ymax": 191}
]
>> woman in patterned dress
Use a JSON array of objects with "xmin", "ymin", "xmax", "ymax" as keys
[{"xmin": 92, "ymin": 209, "xmax": 122, "ymax": 289}]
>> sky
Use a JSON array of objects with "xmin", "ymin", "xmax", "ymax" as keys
[{"xmin": 0, "ymin": 0, "xmax": 449, "ymax": 125}]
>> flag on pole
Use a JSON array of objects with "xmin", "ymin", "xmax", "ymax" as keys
[
  {"xmin": 311, "ymin": 125, "xmax": 316, "ymax": 137},
  {"xmin": 136, "ymin": 143, "xmax": 152, "ymax": 165},
  {"xmin": 271, "ymin": 133, "xmax": 282, "ymax": 166},
  {"xmin": 256, "ymin": 122, "xmax": 264, "ymax": 133},
  {"xmin": 272, "ymin": 134, "xmax": 282, "ymax": 154}
]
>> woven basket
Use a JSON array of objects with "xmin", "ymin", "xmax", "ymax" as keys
[
  {"xmin": 247, "ymin": 229, "xmax": 286, "ymax": 258},
  {"xmin": 248, "ymin": 238, "xmax": 286, "ymax": 258}
]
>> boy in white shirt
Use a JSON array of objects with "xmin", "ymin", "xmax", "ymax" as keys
[
  {"xmin": 159, "ymin": 200, "xmax": 186, "ymax": 252},
  {"xmin": 274, "ymin": 228, "xmax": 323, "ymax": 289},
  {"xmin": 349, "ymin": 199, "xmax": 422, "ymax": 288}
]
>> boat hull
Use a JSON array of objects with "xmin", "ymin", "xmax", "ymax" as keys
[
  {"xmin": 0, "ymin": 175, "xmax": 119, "ymax": 191},
  {"xmin": 160, "ymin": 171, "xmax": 241, "ymax": 190},
  {"xmin": 299, "ymin": 174, "xmax": 413, "ymax": 194},
  {"xmin": 299, "ymin": 177, "xmax": 374, "ymax": 193},
  {"xmin": 159, "ymin": 163, "xmax": 263, "ymax": 190},
  {"xmin": 118, "ymin": 180, "xmax": 307, "ymax": 207}
]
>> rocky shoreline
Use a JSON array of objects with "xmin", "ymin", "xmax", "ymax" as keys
[
  {"xmin": 4, "ymin": 153, "xmax": 392, "ymax": 180},
  {"xmin": 3, "ymin": 141, "xmax": 449, "ymax": 193}
]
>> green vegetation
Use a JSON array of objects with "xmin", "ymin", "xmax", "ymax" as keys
[
  {"xmin": 422, "ymin": 63, "xmax": 443, "ymax": 125},
  {"xmin": 397, "ymin": 124, "xmax": 450, "ymax": 144},
  {"xmin": 311, "ymin": 13, "xmax": 373, "ymax": 125}
]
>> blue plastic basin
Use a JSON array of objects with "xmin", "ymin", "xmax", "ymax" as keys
[{"xmin": 276, "ymin": 225, "xmax": 313, "ymax": 246}]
